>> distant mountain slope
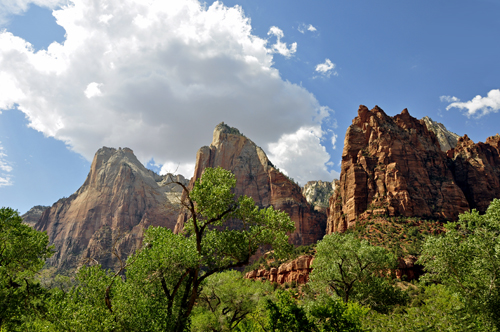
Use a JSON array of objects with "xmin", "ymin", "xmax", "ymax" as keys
[{"xmin": 36, "ymin": 147, "xmax": 188, "ymax": 272}]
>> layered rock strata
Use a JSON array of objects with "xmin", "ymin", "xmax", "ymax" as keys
[
  {"xmin": 175, "ymin": 123, "xmax": 326, "ymax": 246},
  {"xmin": 36, "ymin": 147, "xmax": 188, "ymax": 272},
  {"xmin": 327, "ymin": 106, "xmax": 471, "ymax": 233}
]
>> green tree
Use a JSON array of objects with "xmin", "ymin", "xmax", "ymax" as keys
[
  {"xmin": 118, "ymin": 167, "xmax": 295, "ymax": 331},
  {"xmin": 0, "ymin": 207, "xmax": 53, "ymax": 330},
  {"xmin": 44, "ymin": 265, "xmax": 118, "ymax": 332},
  {"xmin": 364, "ymin": 284, "xmax": 487, "ymax": 332},
  {"xmin": 305, "ymin": 294, "xmax": 368, "ymax": 332},
  {"xmin": 264, "ymin": 290, "xmax": 314, "ymax": 332},
  {"xmin": 190, "ymin": 270, "xmax": 272, "ymax": 331},
  {"xmin": 418, "ymin": 198, "xmax": 500, "ymax": 330},
  {"xmin": 309, "ymin": 233, "xmax": 404, "ymax": 312}
]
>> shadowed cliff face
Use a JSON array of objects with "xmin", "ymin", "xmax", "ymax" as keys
[
  {"xmin": 36, "ymin": 147, "xmax": 188, "ymax": 272},
  {"xmin": 448, "ymin": 134, "xmax": 500, "ymax": 212},
  {"xmin": 327, "ymin": 106, "xmax": 470, "ymax": 233},
  {"xmin": 175, "ymin": 122, "xmax": 326, "ymax": 246}
]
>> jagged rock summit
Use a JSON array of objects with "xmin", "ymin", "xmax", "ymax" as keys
[
  {"xmin": 327, "ymin": 106, "xmax": 500, "ymax": 234},
  {"xmin": 175, "ymin": 122, "xmax": 326, "ymax": 245},
  {"xmin": 422, "ymin": 116, "xmax": 460, "ymax": 152},
  {"xmin": 327, "ymin": 106, "xmax": 469, "ymax": 233},
  {"xmin": 36, "ymin": 147, "xmax": 188, "ymax": 272}
]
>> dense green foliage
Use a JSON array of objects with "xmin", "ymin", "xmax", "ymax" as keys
[
  {"xmin": 418, "ymin": 198, "xmax": 500, "ymax": 330},
  {"xmin": 309, "ymin": 232, "xmax": 407, "ymax": 312},
  {"xmin": 0, "ymin": 207, "xmax": 53, "ymax": 330}
]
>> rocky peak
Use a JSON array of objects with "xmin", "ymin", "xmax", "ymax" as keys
[
  {"xmin": 328, "ymin": 105, "xmax": 469, "ymax": 233},
  {"xmin": 422, "ymin": 116, "xmax": 460, "ymax": 152},
  {"xmin": 21, "ymin": 205, "xmax": 49, "ymax": 227},
  {"xmin": 175, "ymin": 123, "xmax": 326, "ymax": 246},
  {"xmin": 36, "ymin": 147, "xmax": 185, "ymax": 272}
]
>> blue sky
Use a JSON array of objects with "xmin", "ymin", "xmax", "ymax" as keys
[{"xmin": 1, "ymin": 0, "xmax": 499, "ymax": 214}]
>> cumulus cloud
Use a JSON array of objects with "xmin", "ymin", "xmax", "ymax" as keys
[
  {"xmin": 268, "ymin": 125, "xmax": 339, "ymax": 184},
  {"xmin": 298, "ymin": 23, "xmax": 317, "ymax": 34},
  {"xmin": 0, "ymin": 143, "xmax": 13, "ymax": 187},
  {"xmin": 0, "ymin": 0, "xmax": 336, "ymax": 182},
  {"xmin": 444, "ymin": 89, "xmax": 500, "ymax": 118},
  {"xmin": 315, "ymin": 58, "xmax": 337, "ymax": 78},
  {"xmin": 267, "ymin": 26, "xmax": 297, "ymax": 58},
  {"xmin": 0, "ymin": 0, "xmax": 65, "ymax": 25}
]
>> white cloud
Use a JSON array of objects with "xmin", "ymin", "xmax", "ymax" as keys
[
  {"xmin": 0, "ymin": 0, "xmax": 337, "ymax": 182},
  {"xmin": 160, "ymin": 161, "xmax": 195, "ymax": 179},
  {"xmin": 298, "ymin": 23, "xmax": 317, "ymax": 34},
  {"xmin": 331, "ymin": 133, "xmax": 338, "ymax": 150},
  {"xmin": 444, "ymin": 89, "xmax": 500, "ymax": 118},
  {"xmin": 439, "ymin": 95, "xmax": 459, "ymax": 103},
  {"xmin": 84, "ymin": 82, "xmax": 103, "ymax": 98},
  {"xmin": 315, "ymin": 58, "xmax": 337, "ymax": 78},
  {"xmin": 0, "ymin": 0, "xmax": 66, "ymax": 25},
  {"xmin": 268, "ymin": 126, "xmax": 339, "ymax": 185},
  {"xmin": 0, "ymin": 143, "xmax": 13, "ymax": 187},
  {"xmin": 267, "ymin": 26, "xmax": 297, "ymax": 58}
]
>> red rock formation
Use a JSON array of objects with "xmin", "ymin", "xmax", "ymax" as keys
[
  {"xmin": 36, "ymin": 147, "xmax": 187, "ymax": 272},
  {"xmin": 327, "ymin": 106, "xmax": 470, "ymax": 233},
  {"xmin": 244, "ymin": 254, "xmax": 420, "ymax": 284},
  {"xmin": 175, "ymin": 123, "xmax": 326, "ymax": 246},
  {"xmin": 245, "ymin": 255, "xmax": 314, "ymax": 284},
  {"xmin": 448, "ymin": 134, "xmax": 500, "ymax": 212}
]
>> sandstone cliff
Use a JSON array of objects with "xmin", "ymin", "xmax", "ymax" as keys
[
  {"xmin": 175, "ymin": 123, "xmax": 326, "ymax": 246},
  {"xmin": 36, "ymin": 147, "xmax": 188, "ymax": 272},
  {"xmin": 422, "ymin": 116, "xmax": 460, "ymax": 152},
  {"xmin": 327, "ymin": 106, "xmax": 470, "ymax": 233},
  {"xmin": 21, "ymin": 205, "xmax": 49, "ymax": 227}
]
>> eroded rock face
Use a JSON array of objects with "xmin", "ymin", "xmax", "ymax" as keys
[
  {"xmin": 175, "ymin": 123, "xmax": 326, "ymax": 246},
  {"xmin": 21, "ymin": 205, "xmax": 49, "ymax": 227},
  {"xmin": 327, "ymin": 106, "xmax": 470, "ymax": 233},
  {"xmin": 422, "ymin": 116, "xmax": 460, "ymax": 152},
  {"xmin": 36, "ymin": 147, "xmax": 188, "ymax": 272},
  {"xmin": 245, "ymin": 255, "xmax": 314, "ymax": 285},
  {"xmin": 448, "ymin": 134, "xmax": 500, "ymax": 212}
]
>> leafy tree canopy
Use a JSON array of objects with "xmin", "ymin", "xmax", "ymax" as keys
[
  {"xmin": 0, "ymin": 207, "xmax": 53, "ymax": 330},
  {"xmin": 309, "ymin": 232, "xmax": 397, "ymax": 305},
  {"xmin": 418, "ymin": 198, "xmax": 500, "ymax": 330}
]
